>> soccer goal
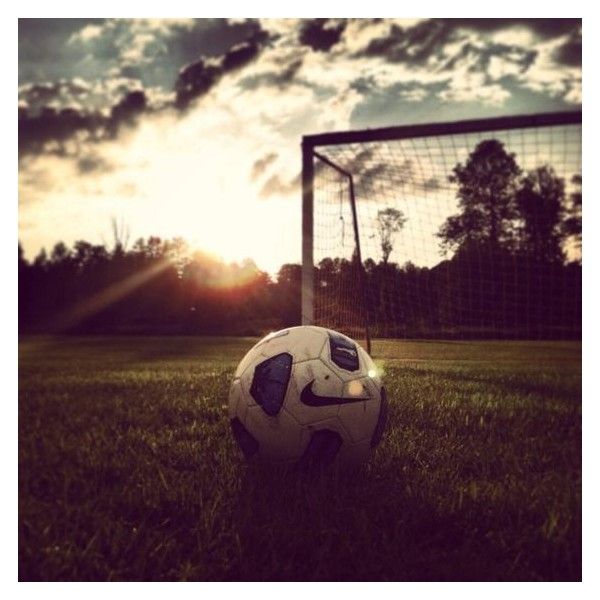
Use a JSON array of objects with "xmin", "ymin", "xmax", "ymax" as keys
[{"xmin": 301, "ymin": 111, "xmax": 582, "ymax": 353}]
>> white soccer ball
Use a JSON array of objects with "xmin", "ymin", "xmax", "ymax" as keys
[{"xmin": 228, "ymin": 326, "xmax": 388, "ymax": 469}]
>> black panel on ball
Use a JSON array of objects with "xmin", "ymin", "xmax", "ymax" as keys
[
  {"xmin": 328, "ymin": 331, "xmax": 359, "ymax": 371},
  {"xmin": 370, "ymin": 387, "xmax": 389, "ymax": 448},
  {"xmin": 250, "ymin": 352, "xmax": 293, "ymax": 416},
  {"xmin": 299, "ymin": 429, "xmax": 343, "ymax": 469},
  {"xmin": 230, "ymin": 418, "xmax": 259, "ymax": 458}
]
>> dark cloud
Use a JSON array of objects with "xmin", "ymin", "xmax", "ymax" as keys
[
  {"xmin": 358, "ymin": 159, "xmax": 415, "ymax": 196},
  {"xmin": 222, "ymin": 40, "xmax": 262, "ymax": 70},
  {"xmin": 175, "ymin": 59, "xmax": 221, "ymax": 107},
  {"xmin": 77, "ymin": 154, "xmax": 112, "ymax": 175},
  {"xmin": 251, "ymin": 153, "xmax": 277, "ymax": 180},
  {"xmin": 19, "ymin": 107, "xmax": 105, "ymax": 156},
  {"xmin": 20, "ymin": 19, "xmax": 267, "ymax": 93},
  {"xmin": 169, "ymin": 19, "xmax": 264, "ymax": 67},
  {"xmin": 349, "ymin": 75, "xmax": 377, "ymax": 95},
  {"xmin": 299, "ymin": 19, "xmax": 346, "ymax": 52},
  {"xmin": 354, "ymin": 18, "xmax": 581, "ymax": 67},
  {"xmin": 109, "ymin": 90, "xmax": 147, "ymax": 129},
  {"xmin": 441, "ymin": 41, "xmax": 537, "ymax": 75},
  {"xmin": 18, "ymin": 21, "xmax": 272, "ymax": 155},
  {"xmin": 316, "ymin": 148, "xmax": 418, "ymax": 197},
  {"xmin": 554, "ymin": 28, "xmax": 582, "ymax": 67},
  {"xmin": 18, "ymin": 79, "xmax": 92, "ymax": 115},
  {"xmin": 18, "ymin": 18, "xmax": 582, "ymax": 162},
  {"xmin": 20, "ymin": 82, "xmax": 63, "ymax": 104},
  {"xmin": 422, "ymin": 177, "xmax": 440, "ymax": 191},
  {"xmin": 239, "ymin": 58, "xmax": 303, "ymax": 91},
  {"xmin": 319, "ymin": 148, "xmax": 441, "ymax": 197},
  {"xmin": 19, "ymin": 89, "xmax": 148, "ymax": 156},
  {"xmin": 260, "ymin": 172, "xmax": 300, "ymax": 199},
  {"xmin": 357, "ymin": 20, "xmax": 454, "ymax": 65},
  {"xmin": 175, "ymin": 27, "xmax": 270, "ymax": 108}
]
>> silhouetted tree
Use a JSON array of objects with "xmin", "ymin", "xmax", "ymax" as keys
[
  {"xmin": 275, "ymin": 264, "xmax": 302, "ymax": 327},
  {"xmin": 376, "ymin": 207, "xmax": 406, "ymax": 264},
  {"xmin": 438, "ymin": 139, "xmax": 521, "ymax": 254},
  {"xmin": 110, "ymin": 216, "xmax": 130, "ymax": 254},
  {"xmin": 516, "ymin": 165, "xmax": 565, "ymax": 263}
]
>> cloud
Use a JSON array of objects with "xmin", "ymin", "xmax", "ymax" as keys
[
  {"xmin": 74, "ymin": 23, "xmax": 103, "ymax": 42},
  {"xmin": 20, "ymin": 18, "xmax": 582, "ymax": 161},
  {"xmin": 251, "ymin": 153, "xmax": 278, "ymax": 180},
  {"xmin": 18, "ymin": 74, "xmax": 158, "ymax": 122},
  {"xmin": 352, "ymin": 20, "xmax": 455, "ymax": 65},
  {"xmin": 553, "ymin": 28, "xmax": 582, "ymax": 67},
  {"xmin": 438, "ymin": 72, "xmax": 511, "ymax": 106},
  {"xmin": 18, "ymin": 88, "xmax": 150, "ymax": 156},
  {"xmin": 515, "ymin": 33, "xmax": 581, "ymax": 104},
  {"xmin": 298, "ymin": 19, "xmax": 346, "ymax": 52},
  {"xmin": 62, "ymin": 18, "xmax": 267, "ymax": 92},
  {"xmin": 259, "ymin": 172, "xmax": 301, "ymax": 199},
  {"xmin": 18, "ymin": 20, "xmax": 273, "ymax": 155},
  {"xmin": 350, "ymin": 19, "xmax": 580, "ymax": 64},
  {"xmin": 77, "ymin": 153, "xmax": 113, "ymax": 174},
  {"xmin": 19, "ymin": 107, "xmax": 104, "ymax": 156},
  {"xmin": 175, "ymin": 28, "xmax": 270, "ymax": 108},
  {"xmin": 339, "ymin": 18, "xmax": 580, "ymax": 106},
  {"xmin": 18, "ymin": 79, "xmax": 93, "ymax": 115},
  {"xmin": 440, "ymin": 40, "xmax": 537, "ymax": 78},
  {"xmin": 423, "ymin": 177, "xmax": 440, "ymax": 191},
  {"xmin": 109, "ymin": 90, "xmax": 147, "ymax": 128},
  {"xmin": 68, "ymin": 19, "xmax": 197, "ymax": 68},
  {"xmin": 238, "ymin": 57, "xmax": 303, "ymax": 91},
  {"xmin": 175, "ymin": 58, "xmax": 222, "ymax": 108},
  {"xmin": 467, "ymin": 18, "xmax": 580, "ymax": 39},
  {"xmin": 334, "ymin": 149, "xmax": 417, "ymax": 196},
  {"xmin": 315, "ymin": 148, "xmax": 442, "ymax": 198}
]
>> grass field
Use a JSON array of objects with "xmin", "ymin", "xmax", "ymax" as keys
[{"xmin": 19, "ymin": 336, "xmax": 581, "ymax": 581}]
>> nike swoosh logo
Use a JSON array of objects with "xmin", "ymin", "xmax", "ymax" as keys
[
  {"xmin": 300, "ymin": 380, "xmax": 368, "ymax": 407},
  {"xmin": 336, "ymin": 347, "xmax": 357, "ymax": 357}
]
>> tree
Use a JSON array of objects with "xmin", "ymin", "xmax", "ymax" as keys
[
  {"xmin": 18, "ymin": 243, "xmax": 27, "ymax": 271},
  {"xmin": 376, "ymin": 207, "xmax": 406, "ymax": 264},
  {"xmin": 275, "ymin": 264, "xmax": 302, "ymax": 326},
  {"xmin": 110, "ymin": 216, "xmax": 130, "ymax": 254},
  {"xmin": 515, "ymin": 165, "xmax": 565, "ymax": 263},
  {"xmin": 438, "ymin": 139, "xmax": 521, "ymax": 254},
  {"xmin": 33, "ymin": 248, "xmax": 48, "ymax": 269},
  {"xmin": 50, "ymin": 241, "xmax": 70, "ymax": 263}
]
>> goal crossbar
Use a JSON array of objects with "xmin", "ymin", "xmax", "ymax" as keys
[{"xmin": 302, "ymin": 111, "xmax": 581, "ymax": 149}]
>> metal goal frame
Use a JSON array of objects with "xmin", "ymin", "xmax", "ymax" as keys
[{"xmin": 301, "ymin": 110, "xmax": 582, "ymax": 354}]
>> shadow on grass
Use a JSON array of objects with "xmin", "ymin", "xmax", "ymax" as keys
[
  {"xmin": 222, "ymin": 462, "xmax": 580, "ymax": 582},
  {"xmin": 388, "ymin": 365, "xmax": 580, "ymax": 405}
]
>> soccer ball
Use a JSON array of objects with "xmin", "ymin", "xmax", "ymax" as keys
[{"xmin": 228, "ymin": 326, "xmax": 388, "ymax": 469}]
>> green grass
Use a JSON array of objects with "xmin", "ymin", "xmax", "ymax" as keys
[{"xmin": 19, "ymin": 336, "xmax": 581, "ymax": 581}]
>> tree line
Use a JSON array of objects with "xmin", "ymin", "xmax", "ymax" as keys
[
  {"xmin": 19, "ymin": 138, "xmax": 581, "ymax": 339},
  {"xmin": 19, "ymin": 236, "xmax": 302, "ymax": 335},
  {"xmin": 321, "ymin": 138, "xmax": 581, "ymax": 339}
]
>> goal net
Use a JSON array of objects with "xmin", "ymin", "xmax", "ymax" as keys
[{"xmin": 302, "ymin": 112, "xmax": 582, "ymax": 350}]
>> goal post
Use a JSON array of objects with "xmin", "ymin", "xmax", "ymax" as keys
[
  {"xmin": 301, "ymin": 111, "xmax": 582, "ymax": 349},
  {"xmin": 301, "ymin": 139, "xmax": 314, "ymax": 327},
  {"xmin": 312, "ymin": 149, "xmax": 373, "ymax": 354}
]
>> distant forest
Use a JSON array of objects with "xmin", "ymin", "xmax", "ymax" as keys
[{"xmin": 19, "ymin": 138, "xmax": 582, "ymax": 339}]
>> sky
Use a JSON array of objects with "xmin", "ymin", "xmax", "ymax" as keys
[{"xmin": 18, "ymin": 18, "xmax": 582, "ymax": 274}]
